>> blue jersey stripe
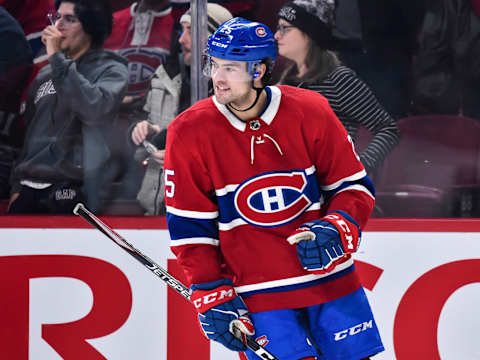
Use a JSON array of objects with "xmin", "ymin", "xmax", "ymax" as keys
[
  {"xmin": 167, "ymin": 212, "xmax": 218, "ymax": 240},
  {"xmin": 324, "ymin": 175, "xmax": 375, "ymax": 201}
]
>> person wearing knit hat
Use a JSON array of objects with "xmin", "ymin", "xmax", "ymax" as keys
[
  {"xmin": 178, "ymin": 3, "xmax": 233, "ymax": 65},
  {"xmin": 278, "ymin": 0, "xmax": 335, "ymax": 49},
  {"xmin": 179, "ymin": 3, "xmax": 233, "ymax": 36},
  {"xmin": 128, "ymin": 3, "xmax": 232, "ymax": 216},
  {"xmin": 275, "ymin": 0, "xmax": 400, "ymax": 178}
]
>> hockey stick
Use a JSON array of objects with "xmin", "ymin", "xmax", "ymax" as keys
[{"xmin": 73, "ymin": 203, "xmax": 278, "ymax": 360}]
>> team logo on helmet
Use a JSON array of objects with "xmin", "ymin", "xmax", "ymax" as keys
[
  {"xmin": 255, "ymin": 27, "xmax": 267, "ymax": 37},
  {"xmin": 207, "ymin": 18, "xmax": 277, "ymax": 64},
  {"xmin": 234, "ymin": 171, "xmax": 315, "ymax": 227}
]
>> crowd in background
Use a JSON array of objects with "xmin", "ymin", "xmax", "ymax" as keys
[{"xmin": 1, "ymin": 0, "xmax": 480, "ymax": 217}]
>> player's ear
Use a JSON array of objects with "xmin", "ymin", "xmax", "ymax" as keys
[{"xmin": 252, "ymin": 63, "xmax": 267, "ymax": 83}]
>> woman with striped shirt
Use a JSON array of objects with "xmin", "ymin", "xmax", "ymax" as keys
[{"xmin": 275, "ymin": 0, "xmax": 400, "ymax": 176}]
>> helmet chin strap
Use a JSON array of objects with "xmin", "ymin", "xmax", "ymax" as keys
[{"xmin": 227, "ymin": 86, "xmax": 263, "ymax": 113}]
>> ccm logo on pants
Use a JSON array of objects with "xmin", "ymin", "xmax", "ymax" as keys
[{"xmin": 334, "ymin": 320, "xmax": 373, "ymax": 341}]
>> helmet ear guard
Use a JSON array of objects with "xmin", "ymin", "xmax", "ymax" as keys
[{"xmin": 249, "ymin": 61, "xmax": 262, "ymax": 80}]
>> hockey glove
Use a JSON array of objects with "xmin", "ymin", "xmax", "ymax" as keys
[
  {"xmin": 190, "ymin": 279, "xmax": 254, "ymax": 352},
  {"xmin": 287, "ymin": 211, "xmax": 361, "ymax": 274}
]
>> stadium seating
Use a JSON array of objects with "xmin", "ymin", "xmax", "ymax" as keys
[{"xmin": 372, "ymin": 115, "xmax": 480, "ymax": 217}]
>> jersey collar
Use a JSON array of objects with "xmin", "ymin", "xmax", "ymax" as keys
[{"xmin": 213, "ymin": 86, "xmax": 282, "ymax": 132}]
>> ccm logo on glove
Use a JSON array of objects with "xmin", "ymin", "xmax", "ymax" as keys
[
  {"xmin": 324, "ymin": 213, "xmax": 355, "ymax": 250},
  {"xmin": 190, "ymin": 279, "xmax": 254, "ymax": 352},
  {"xmin": 287, "ymin": 211, "xmax": 361, "ymax": 274},
  {"xmin": 191, "ymin": 285, "xmax": 235, "ymax": 312}
]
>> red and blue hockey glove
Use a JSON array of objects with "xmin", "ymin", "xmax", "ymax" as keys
[
  {"xmin": 287, "ymin": 211, "xmax": 361, "ymax": 274},
  {"xmin": 190, "ymin": 279, "xmax": 255, "ymax": 352}
]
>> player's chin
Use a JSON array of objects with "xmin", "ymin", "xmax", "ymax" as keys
[
  {"xmin": 214, "ymin": 90, "xmax": 231, "ymax": 104},
  {"xmin": 214, "ymin": 95, "xmax": 230, "ymax": 105}
]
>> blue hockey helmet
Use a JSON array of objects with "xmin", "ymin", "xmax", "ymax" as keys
[{"xmin": 205, "ymin": 17, "xmax": 277, "ymax": 79}]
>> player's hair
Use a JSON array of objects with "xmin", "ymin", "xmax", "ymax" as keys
[
  {"xmin": 259, "ymin": 58, "xmax": 275, "ymax": 86},
  {"xmin": 55, "ymin": 0, "xmax": 113, "ymax": 48}
]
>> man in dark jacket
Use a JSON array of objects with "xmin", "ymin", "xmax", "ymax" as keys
[
  {"xmin": 8, "ymin": 0, "xmax": 128, "ymax": 214},
  {"xmin": 0, "ymin": 6, "xmax": 33, "ymax": 199},
  {"xmin": 412, "ymin": 0, "xmax": 480, "ymax": 118},
  {"xmin": 333, "ymin": 0, "xmax": 426, "ymax": 118}
]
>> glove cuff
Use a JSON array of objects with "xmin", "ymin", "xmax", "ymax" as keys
[
  {"xmin": 191, "ymin": 279, "xmax": 237, "ymax": 313},
  {"xmin": 324, "ymin": 211, "xmax": 361, "ymax": 253},
  {"xmin": 191, "ymin": 278, "xmax": 234, "ymax": 291}
]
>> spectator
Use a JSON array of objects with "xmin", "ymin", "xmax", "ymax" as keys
[
  {"xmin": 170, "ymin": 0, "xmax": 256, "ymax": 22},
  {"xmin": 129, "ymin": 3, "xmax": 233, "ymax": 215},
  {"xmin": 0, "ymin": 1, "xmax": 54, "ymax": 199},
  {"xmin": 104, "ymin": 0, "xmax": 174, "ymax": 103},
  {"xmin": 8, "ymin": 0, "xmax": 128, "ymax": 214},
  {"xmin": 332, "ymin": 0, "xmax": 425, "ymax": 119},
  {"xmin": 0, "ymin": 6, "xmax": 33, "ymax": 198},
  {"xmin": 102, "ymin": 0, "xmax": 174, "ymax": 199},
  {"xmin": 0, "ymin": 0, "xmax": 56, "ymax": 101},
  {"xmin": 0, "ymin": 0, "xmax": 54, "ymax": 61},
  {"xmin": 275, "ymin": 0, "xmax": 400, "ymax": 176},
  {"xmin": 412, "ymin": 0, "xmax": 480, "ymax": 119},
  {"xmin": 110, "ymin": 0, "xmax": 132, "ymax": 12}
]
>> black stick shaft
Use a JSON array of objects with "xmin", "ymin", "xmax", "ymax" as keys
[
  {"xmin": 73, "ymin": 203, "xmax": 278, "ymax": 360},
  {"xmin": 74, "ymin": 203, "xmax": 190, "ymax": 299}
]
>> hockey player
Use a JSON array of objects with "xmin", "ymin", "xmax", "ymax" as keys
[{"xmin": 164, "ymin": 17, "xmax": 384, "ymax": 359}]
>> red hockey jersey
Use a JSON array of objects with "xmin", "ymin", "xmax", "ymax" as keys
[
  {"xmin": 164, "ymin": 85, "xmax": 375, "ymax": 312},
  {"xmin": 103, "ymin": 3, "xmax": 173, "ymax": 96}
]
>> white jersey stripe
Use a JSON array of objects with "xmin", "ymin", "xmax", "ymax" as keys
[
  {"xmin": 305, "ymin": 201, "xmax": 322, "ymax": 211},
  {"xmin": 166, "ymin": 206, "xmax": 218, "ymax": 219},
  {"xmin": 235, "ymin": 258, "xmax": 354, "ymax": 293},
  {"xmin": 219, "ymin": 218, "xmax": 247, "ymax": 231},
  {"xmin": 305, "ymin": 165, "xmax": 316, "ymax": 175},
  {"xmin": 321, "ymin": 169, "xmax": 367, "ymax": 191},
  {"xmin": 215, "ymin": 184, "xmax": 240, "ymax": 196},
  {"xmin": 335, "ymin": 184, "xmax": 375, "ymax": 200},
  {"xmin": 170, "ymin": 237, "xmax": 219, "ymax": 246}
]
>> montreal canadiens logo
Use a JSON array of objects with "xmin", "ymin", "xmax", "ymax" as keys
[
  {"xmin": 256, "ymin": 27, "xmax": 267, "ymax": 37},
  {"xmin": 120, "ymin": 49, "xmax": 168, "ymax": 94},
  {"xmin": 234, "ymin": 171, "xmax": 312, "ymax": 227}
]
